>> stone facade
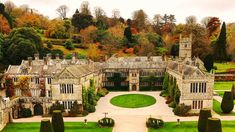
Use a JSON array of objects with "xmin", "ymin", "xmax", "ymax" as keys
[{"xmin": 0, "ymin": 36, "xmax": 214, "ymax": 130}]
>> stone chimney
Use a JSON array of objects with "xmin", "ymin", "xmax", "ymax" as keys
[
  {"xmin": 56, "ymin": 54, "xmax": 60, "ymax": 60},
  {"xmin": 43, "ymin": 57, "xmax": 47, "ymax": 65},
  {"xmin": 46, "ymin": 53, "xmax": 51, "ymax": 65},
  {"xmin": 72, "ymin": 52, "xmax": 77, "ymax": 63},
  {"xmin": 28, "ymin": 57, "xmax": 32, "ymax": 67},
  {"xmin": 34, "ymin": 53, "xmax": 39, "ymax": 60},
  {"xmin": 56, "ymin": 60, "xmax": 61, "ymax": 70}
]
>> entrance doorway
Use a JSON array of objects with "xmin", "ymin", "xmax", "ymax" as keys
[
  {"xmin": 34, "ymin": 103, "xmax": 43, "ymax": 115},
  {"xmin": 132, "ymin": 85, "xmax": 137, "ymax": 91}
]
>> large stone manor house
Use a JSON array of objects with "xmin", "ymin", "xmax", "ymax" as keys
[{"xmin": 0, "ymin": 35, "xmax": 214, "ymax": 129}]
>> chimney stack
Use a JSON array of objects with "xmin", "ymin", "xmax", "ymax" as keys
[
  {"xmin": 56, "ymin": 54, "xmax": 60, "ymax": 60},
  {"xmin": 28, "ymin": 57, "xmax": 32, "ymax": 67},
  {"xmin": 34, "ymin": 53, "xmax": 39, "ymax": 60},
  {"xmin": 43, "ymin": 57, "xmax": 47, "ymax": 65},
  {"xmin": 72, "ymin": 52, "xmax": 77, "ymax": 63},
  {"xmin": 46, "ymin": 53, "xmax": 51, "ymax": 65}
]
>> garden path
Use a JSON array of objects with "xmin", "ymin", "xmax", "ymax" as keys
[{"xmin": 12, "ymin": 92, "xmax": 235, "ymax": 132}]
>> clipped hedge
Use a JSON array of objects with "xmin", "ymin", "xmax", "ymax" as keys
[
  {"xmin": 139, "ymin": 86, "xmax": 162, "ymax": 91},
  {"xmin": 206, "ymin": 117, "xmax": 222, "ymax": 132},
  {"xmin": 52, "ymin": 110, "xmax": 64, "ymax": 132},
  {"xmin": 221, "ymin": 91, "xmax": 234, "ymax": 113},
  {"xmin": 85, "ymin": 104, "xmax": 96, "ymax": 113},
  {"xmin": 98, "ymin": 118, "xmax": 115, "ymax": 127},
  {"xmin": 198, "ymin": 108, "xmax": 212, "ymax": 132},
  {"xmin": 173, "ymin": 103, "xmax": 191, "ymax": 116},
  {"xmin": 40, "ymin": 119, "xmax": 54, "ymax": 132},
  {"xmin": 105, "ymin": 86, "xmax": 129, "ymax": 91},
  {"xmin": 146, "ymin": 118, "xmax": 164, "ymax": 129}
]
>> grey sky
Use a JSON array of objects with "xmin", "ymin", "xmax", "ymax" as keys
[{"xmin": 1, "ymin": 0, "xmax": 235, "ymax": 23}]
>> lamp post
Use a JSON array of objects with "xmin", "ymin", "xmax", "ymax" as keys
[
  {"xmin": 103, "ymin": 112, "xmax": 108, "ymax": 118},
  {"xmin": 177, "ymin": 118, "xmax": 180, "ymax": 125}
]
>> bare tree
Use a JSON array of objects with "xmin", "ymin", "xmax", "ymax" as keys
[
  {"xmin": 112, "ymin": 9, "xmax": 120, "ymax": 19},
  {"xmin": 56, "ymin": 5, "xmax": 69, "ymax": 19},
  {"xmin": 201, "ymin": 17, "xmax": 212, "ymax": 27},
  {"xmin": 80, "ymin": 1, "xmax": 91, "ymax": 15},
  {"xmin": 94, "ymin": 7, "xmax": 106, "ymax": 20},
  {"xmin": 186, "ymin": 16, "xmax": 197, "ymax": 25},
  {"xmin": 4, "ymin": 0, "xmax": 16, "ymax": 13}
]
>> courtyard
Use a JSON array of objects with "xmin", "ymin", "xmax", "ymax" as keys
[{"xmin": 3, "ymin": 91, "xmax": 235, "ymax": 132}]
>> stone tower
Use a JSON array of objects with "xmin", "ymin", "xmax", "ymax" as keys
[{"xmin": 179, "ymin": 34, "xmax": 192, "ymax": 59}]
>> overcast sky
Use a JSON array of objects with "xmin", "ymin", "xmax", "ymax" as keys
[{"xmin": 1, "ymin": 0, "xmax": 235, "ymax": 23}]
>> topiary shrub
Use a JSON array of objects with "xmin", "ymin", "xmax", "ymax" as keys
[
  {"xmin": 173, "ymin": 103, "xmax": 191, "ymax": 116},
  {"xmin": 97, "ymin": 88, "xmax": 109, "ymax": 97},
  {"xmin": 52, "ymin": 110, "xmax": 64, "ymax": 132},
  {"xmin": 221, "ymin": 91, "xmax": 234, "ymax": 113},
  {"xmin": 64, "ymin": 40, "xmax": 74, "ymax": 50},
  {"xmin": 49, "ymin": 101, "xmax": 64, "ymax": 114},
  {"xmin": 20, "ymin": 108, "xmax": 32, "ymax": 118},
  {"xmin": 206, "ymin": 117, "xmax": 222, "ymax": 132},
  {"xmin": 70, "ymin": 101, "xmax": 83, "ymax": 115},
  {"xmin": 231, "ymin": 84, "xmax": 235, "ymax": 99},
  {"xmin": 98, "ymin": 118, "xmax": 115, "ymax": 127},
  {"xmin": 168, "ymin": 101, "xmax": 176, "ymax": 108},
  {"xmin": 146, "ymin": 118, "xmax": 164, "ymax": 129},
  {"xmin": 85, "ymin": 104, "xmax": 96, "ymax": 113},
  {"xmin": 198, "ymin": 108, "xmax": 212, "ymax": 132},
  {"xmin": 40, "ymin": 119, "xmax": 54, "ymax": 132}
]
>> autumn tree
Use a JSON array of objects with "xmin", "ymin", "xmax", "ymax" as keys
[
  {"xmin": 45, "ymin": 19, "xmax": 70, "ymax": 39},
  {"xmin": 56, "ymin": 5, "xmax": 69, "ymax": 19},
  {"xmin": 87, "ymin": 44, "xmax": 101, "ymax": 61},
  {"xmin": 5, "ymin": 76, "xmax": 15, "ymax": 97},
  {"xmin": 0, "ymin": 15, "xmax": 11, "ymax": 34},
  {"xmin": 184, "ymin": 23, "xmax": 211, "ymax": 60},
  {"xmin": 80, "ymin": 25, "xmax": 98, "ymax": 43},
  {"xmin": 0, "ymin": 3, "xmax": 13, "ymax": 28},
  {"xmin": 18, "ymin": 76, "xmax": 31, "ymax": 97},
  {"xmin": 132, "ymin": 9, "xmax": 148, "ymax": 31},
  {"xmin": 214, "ymin": 22, "xmax": 228, "ymax": 62},
  {"xmin": 207, "ymin": 17, "xmax": 221, "ymax": 36}
]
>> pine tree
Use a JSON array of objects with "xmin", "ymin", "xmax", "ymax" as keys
[{"xmin": 214, "ymin": 22, "xmax": 227, "ymax": 62}]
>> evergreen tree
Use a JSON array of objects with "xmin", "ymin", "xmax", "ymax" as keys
[
  {"xmin": 214, "ymin": 22, "xmax": 228, "ymax": 62},
  {"xmin": 52, "ymin": 110, "xmax": 64, "ymax": 132},
  {"xmin": 221, "ymin": 91, "xmax": 234, "ymax": 113},
  {"xmin": 203, "ymin": 54, "xmax": 214, "ymax": 72}
]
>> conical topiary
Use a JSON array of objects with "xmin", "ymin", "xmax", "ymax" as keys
[
  {"xmin": 198, "ymin": 108, "xmax": 212, "ymax": 132},
  {"xmin": 40, "ymin": 119, "xmax": 54, "ymax": 132},
  {"xmin": 221, "ymin": 91, "xmax": 234, "ymax": 113},
  {"xmin": 206, "ymin": 117, "xmax": 222, "ymax": 132},
  {"xmin": 52, "ymin": 110, "xmax": 64, "ymax": 132},
  {"xmin": 231, "ymin": 84, "xmax": 235, "ymax": 99}
]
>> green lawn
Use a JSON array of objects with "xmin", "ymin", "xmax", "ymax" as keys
[
  {"xmin": 214, "ymin": 62, "xmax": 235, "ymax": 73},
  {"xmin": 110, "ymin": 94, "xmax": 156, "ymax": 108},
  {"xmin": 2, "ymin": 122, "xmax": 112, "ymax": 132},
  {"xmin": 148, "ymin": 121, "xmax": 235, "ymax": 132},
  {"xmin": 214, "ymin": 81, "xmax": 235, "ymax": 90},
  {"xmin": 213, "ymin": 99, "xmax": 235, "ymax": 116}
]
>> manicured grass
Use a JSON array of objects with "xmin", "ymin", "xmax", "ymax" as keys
[
  {"xmin": 214, "ymin": 62, "xmax": 235, "ymax": 73},
  {"xmin": 2, "ymin": 122, "xmax": 112, "ymax": 132},
  {"xmin": 213, "ymin": 99, "xmax": 235, "ymax": 116},
  {"xmin": 148, "ymin": 121, "xmax": 235, "ymax": 132},
  {"xmin": 110, "ymin": 94, "xmax": 156, "ymax": 108},
  {"xmin": 43, "ymin": 44, "xmax": 88, "ymax": 56},
  {"xmin": 214, "ymin": 81, "xmax": 235, "ymax": 90}
]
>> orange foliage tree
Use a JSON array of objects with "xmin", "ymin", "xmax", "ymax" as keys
[
  {"xmin": 0, "ymin": 15, "xmax": 11, "ymax": 34},
  {"xmin": 80, "ymin": 25, "xmax": 98, "ymax": 43},
  {"xmin": 18, "ymin": 76, "xmax": 31, "ymax": 97}
]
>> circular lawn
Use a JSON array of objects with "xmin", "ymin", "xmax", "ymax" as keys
[{"xmin": 110, "ymin": 94, "xmax": 156, "ymax": 108}]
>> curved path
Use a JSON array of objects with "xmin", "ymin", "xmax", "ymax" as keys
[{"xmin": 12, "ymin": 92, "xmax": 235, "ymax": 132}]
